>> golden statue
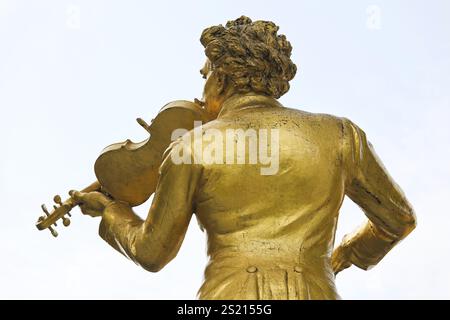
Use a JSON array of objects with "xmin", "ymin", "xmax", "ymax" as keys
[{"xmin": 37, "ymin": 16, "xmax": 416, "ymax": 299}]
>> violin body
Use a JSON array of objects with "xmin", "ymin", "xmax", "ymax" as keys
[
  {"xmin": 36, "ymin": 100, "xmax": 211, "ymax": 236},
  {"xmin": 95, "ymin": 100, "xmax": 210, "ymax": 206}
]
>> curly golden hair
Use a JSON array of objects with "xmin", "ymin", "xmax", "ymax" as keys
[{"xmin": 200, "ymin": 16, "xmax": 297, "ymax": 99}]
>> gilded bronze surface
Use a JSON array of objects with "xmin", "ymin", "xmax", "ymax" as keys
[{"xmin": 37, "ymin": 16, "xmax": 416, "ymax": 299}]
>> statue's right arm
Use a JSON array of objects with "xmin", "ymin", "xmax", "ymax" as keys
[
  {"xmin": 333, "ymin": 118, "xmax": 417, "ymax": 273},
  {"xmin": 98, "ymin": 140, "xmax": 202, "ymax": 272}
]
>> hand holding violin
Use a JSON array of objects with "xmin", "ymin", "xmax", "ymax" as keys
[{"xmin": 69, "ymin": 190, "xmax": 113, "ymax": 218}]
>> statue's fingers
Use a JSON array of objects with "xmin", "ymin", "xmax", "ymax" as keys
[
  {"xmin": 78, "ymin": 203, "xmax": 88, "ymax": 215},
  {"xmin": 79, "ymin": 203, "xmax": 102, "ymax": 217},
  {"xmin": 69, "ymin": 190, "xmax": 85, "ymax": 202},
  {"xmin": 334, "ymin": 260, "xmax": 351, "ymax": 275},
  {"xmin": 79, "ymin": 204, "xmax": 92, "ymax": 216}
]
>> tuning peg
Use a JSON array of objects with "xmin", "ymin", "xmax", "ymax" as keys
[
  {"xmin": 48, "ymin": 226, "xmax": 58, "ymax": 237},
  {"xmin": 62, "ymin": 216, "xmax": 71, "ymax": 227},
  {"xmin": 41, "ymin": 204, "xmax": 50, "ymax": 216},
  {"xmin": 53, "ymin": 195, "xmax": 62, "ymax": 206},
  {"xmin": 41, "ymin": 203, "xmax": 58, "ymax": 226}
]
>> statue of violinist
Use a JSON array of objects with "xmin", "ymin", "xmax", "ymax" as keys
[{"xmin": 40, "ymin": 16, "xmax": 416, "ymax": 299}]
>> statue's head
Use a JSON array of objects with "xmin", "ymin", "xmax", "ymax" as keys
[{"xmin": 200, "ymin": 16, "xmax": 297, "ymax": 117}]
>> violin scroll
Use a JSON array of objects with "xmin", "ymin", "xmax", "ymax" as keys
[
  {"xmin": 37, "ymin": 197, "xmax": 73, "ymax": 237},
  {"xmin": 35, "ymin": 181, "xmax": 101, "ymax": 237}
]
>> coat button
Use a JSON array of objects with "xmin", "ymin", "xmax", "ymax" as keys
[
  {"xmin": 294, "ymin": 266, "xmax": 303, "ymax": 273},
  {"xmin": 246, "ymin": 266, "xmax": 258, "ymax": 273}
]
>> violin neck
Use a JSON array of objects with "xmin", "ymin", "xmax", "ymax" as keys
[
  {"xmin": 82, "ymin": 181, "xmax": 102, "ymax": 193},
  {"xmin": 65, "ymin": 180, "xmax": 102, "ymax": 207}
]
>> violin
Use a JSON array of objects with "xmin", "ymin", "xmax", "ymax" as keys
[{"xmin": 36, "ymin": 100, "xmax": 211, "ymax": 237}]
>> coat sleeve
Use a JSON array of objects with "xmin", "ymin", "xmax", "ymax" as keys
[
  {"xmin": 98, "ymin": 139, "xmax": 202, "ymax": 272},
  {"xmin": 340, "ymin": 118, "xmax": 417, "ymax": 270}
]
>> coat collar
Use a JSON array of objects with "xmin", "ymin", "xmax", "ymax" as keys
[{"xmin": 217, "ymin": 94, "xmax": 283, "ymax": 118}]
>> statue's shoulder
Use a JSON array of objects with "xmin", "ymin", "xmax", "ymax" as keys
[{"xmin": 282, "ymin": 106, "xmax": 346, "ymax": 127}]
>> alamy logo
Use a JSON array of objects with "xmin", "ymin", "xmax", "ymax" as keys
[{"xmin": 170, "ymin": 121, "xmax": 280, "ymax": 175}]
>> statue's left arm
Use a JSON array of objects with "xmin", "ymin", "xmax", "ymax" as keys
[
  {"xmin": 333, "ymin": 119, "xmax": 417, "ymax": 274},
  {"xmin": 98, "ymin": 141, "xmax": 202, "ymax": 272}
]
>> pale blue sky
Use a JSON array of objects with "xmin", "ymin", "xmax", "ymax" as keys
[{"xmin": 1, "ymin": 0, "xmax": 449, "ymax": 299}]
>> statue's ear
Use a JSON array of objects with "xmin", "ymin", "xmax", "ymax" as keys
[{"xmin": 215, "ymin": 71, "xmax": 228, "ymax": 95}]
